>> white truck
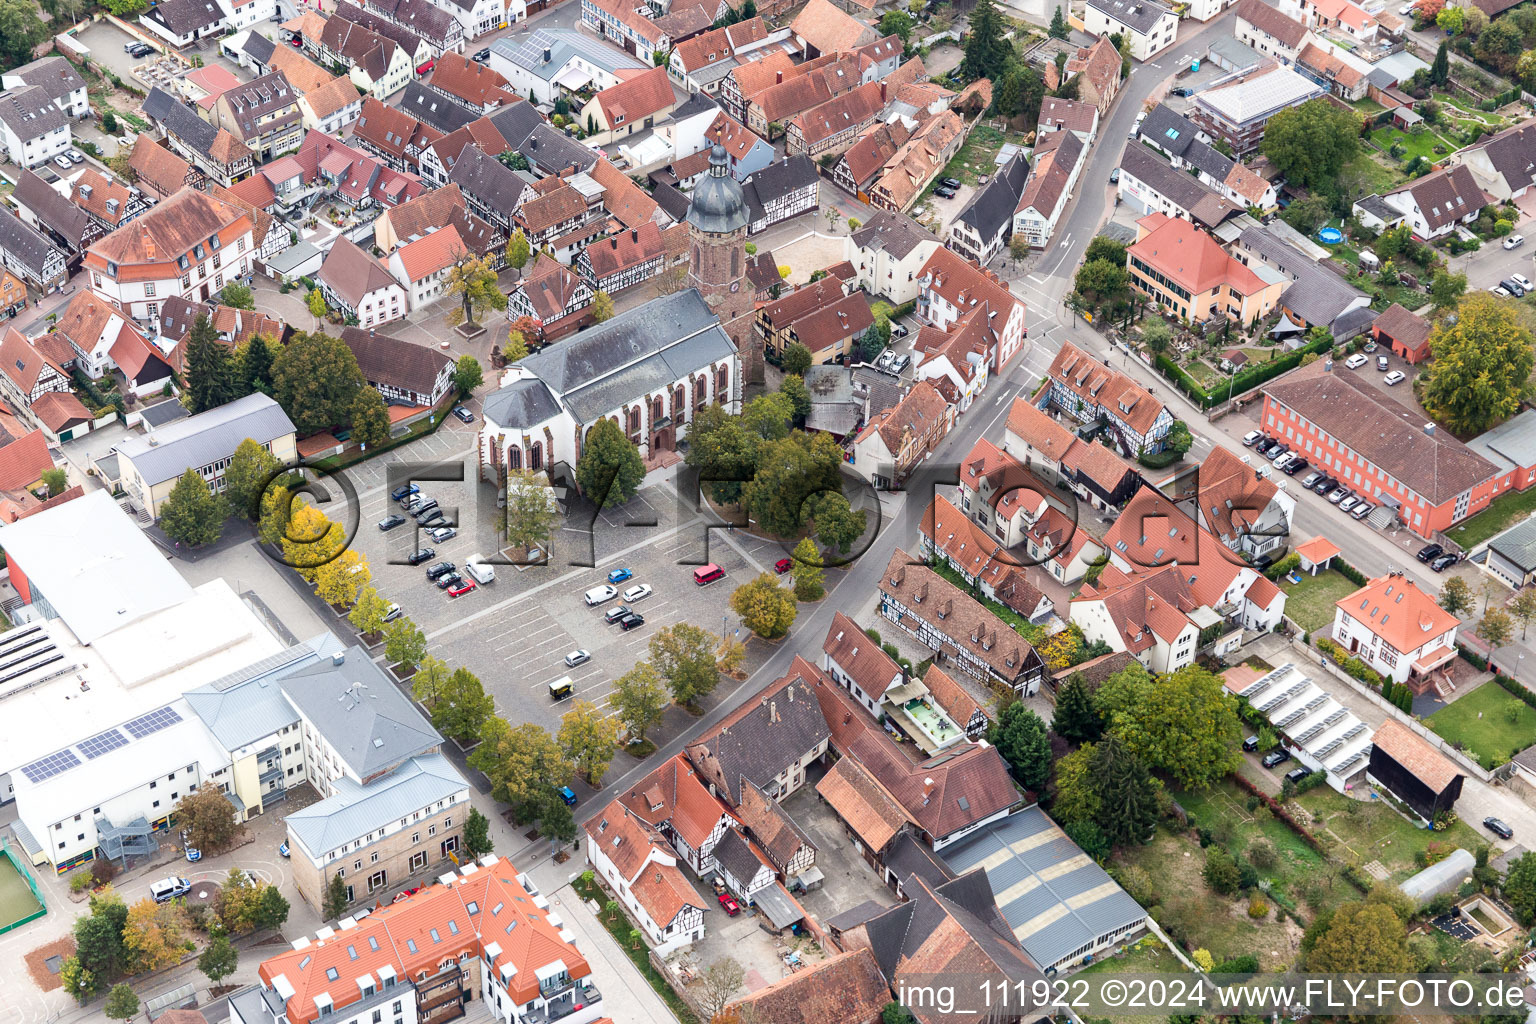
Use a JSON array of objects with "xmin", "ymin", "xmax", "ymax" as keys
[{"xmin": 465, "ymin": 555, "xmax": 495, "ymax": 585}]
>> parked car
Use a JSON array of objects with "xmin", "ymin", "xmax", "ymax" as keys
[
  {"xmin": 559, "ymin": 786, "xmax": 578, "ymax": 806},
  {"xmin": 1350, "ymin": 501, "xmax": 1375, "ymax": 520},
  {"xmin": 1261, "ymin": 749, "xmax": 1291, "ymax": 769},
  {"xmin": 1266, "ymin": 443, "xmax": 1290, "ymax": 461},
  {"xmin": 1285, "ymin": 767, "xmax": 1312, "ymax": 786},
  {"xmin": 1416, "ymin": 543, "xmax": 1443, "ymax": 562},
  {"xmin": 1282, "ymin": 458, "xmax": 1309, "ymax": 476},
  {"xmin": 116, "ymin": 135, "xmax": 134, "ymax": 148},
  {"xmin": 1109, "ymin": 168, "xmax": 1120, "ymax": 184},
  {"xmin": 933, "ymin": 185, "xmax": 957, "ymax": 199},
  {"xmin": 378, "ymin": 513, "xmax": 407, "ymax": 531},
  {"xmin": 1312, "ymin": 476, "xmax": 1338, "ymax": 494},
  {"xmin": 619, "ymin": 612, "xmax": 645, "ymax": 631},
  {"xmin": 1384, "ymin": 370, "xmax": 1406, "ymax": 386},
  {"xmin": 774, "ymin": 557, "xmax": 793, "ymax": 574},
  {"xmin": 1255, "ymin": 438, "xmax": 1279, "ymax": 455},
  {"xmin": 1338, "ymin": 495, "xmax": 1359, "ymax": 512},
  {"xmin": 429, "ymin": 525, "xmax": 456, "ymax": 542},
  {"xmin": 1376, "ymin": 354, "xmax": 1390, "ymax": 370},
  {"xmin": 278, "ymin": 841, "xmax": 290, "ymax": 858},
  {"xmin": 65, "ymin": 149, "xmax": 84, "ymax": 164},
  {"xmin": 1514, "ymin": 274, "xmax": 1535, "ymax": 292},
  {"xmin": 1171, "ymin": 86, "xmax": 1193, "ymax": 97},
  {"xmin": 417, "ymin": 508, "xmax": 445, "ymax": 527},
  {"xmin": 564, "ymin": 649, "xmax": 591, "ymax": 667},
  {"xmin": 890, "ymin": 354, "xmax": 911, "ymax": 373},
  {"xmin": 1344, "ymin": 353, "xmax": 1368, "ymax": 369},
  {"xmin": 453, "ymin": 406, "xmax": 474, "ymax": 423},
  {"xmin": 1273, "ymin": 452, "xmax": 1296, "ymax": 471},
  {"xmin": 1504, "ymin": 234, "xmax": 1525, "ymax": 250},
  {"xmin": 1242, "ymin": 430, "xmax": 1263, "ymax": 447},
  {"xmin": 718, "ymin": 892, "xmax": 741, "ymax": 915},
  {"xmin": 1490, "ymin": 285, "xmax": 1512, "ymax": 297},
  {"xmin": 607, "ymin": 567, "xmax": 634, "ymax": 584},
  {"xmin": 621, "ymin": 583, "xmax": 652, "ymax": 602},
  {"xmin": 1242, "ymin": 735, "xmax": 1260, "ymax": 752},
  {"xmin": 406, "ymin": 548, "xmax": 436, "ymax": 565},
  {"xmin": 151, "ymin": 877, "xmax": 191, "ymax": 903},
  {"xmin": 1430, "ymin": 552, "xmax": 1459, "ymax": 572},
  {"xmin": 1301, "ymin": 471, "xmax": 1324, "ymax": 489},
  {"xmin": 391, "ymin": 483, "xmax": 419, "ymax": 501},
  {"xmin": 583, "ymin": 584, "xmax": 618, "ymax": 605},
  {"xmin": 447, "ymin": 579, "xmax": 475, "ymax": 597},
  {"xmin": 1327, "ymin": 487, "xmax": 1352, "ymax": 505},
  {"xmin": 1485, "ymin": 816, "xmax": 1515, "ymax": 839},
  {"xmin": 434, "ymin": 572, "xmax": 463, "ymax": 590},
  {"xmin": 52, "ymin": 154, "xmax": 72, "ymax": 170},
  {"xmin": 472, "ymin": 47, "xmax": 491, "ymax": 61},
  {"xmin": 603, "ymin": 604, "xmax": 632, "ymax": 624},
  {"xmin": 939, "ymin": 177, "xmax": 961, "ymax": 189},
  {"xmin": 1502, "ymin": 278, "xmax": 1526, "ymax": 297},
  {"xmin": 425, "ymin": 561, "xmax": 457, "ymax": 580}
]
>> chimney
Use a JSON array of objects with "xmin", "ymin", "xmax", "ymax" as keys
[
  {"xmin": 922, "ymin": 777, "xmax": 935, "ymax": 803},
  {"xmin": 611, "ymin": 237, "xmax": 618, "ymax": 249},
  {"xmin": 1424, "ymin": 422, "xmax": 1436, "ymax": 436},
  {"xmin": 1323, "ymin": 358, "xmax": 1333, "ymax": 373},
  {"xmin": 542, "ymin": 47, "xmax": 551, "ymax": 62},
  {"xmin": 631, "ymin": 228, "xmax": 638, "ymax": 242},
  {"xmin": 769, "ymin": 700, "xmax": 779, "ymax": 723},
  {"xmin": 879, "ymin": 81, "xmax": 887, "ymax": 103},
  {"xmin": 776, "ymin": 70, "xmax": 783, "ymax": 83}
]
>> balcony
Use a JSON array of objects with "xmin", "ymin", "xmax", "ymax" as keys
[{"xmin": 522, "ymin": 980, "xmax": 602, "ymax": 1024}]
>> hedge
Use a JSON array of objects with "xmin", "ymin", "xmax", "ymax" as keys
[
  {"xmin": 1264, "ymin": 553, "xmax": 1301, "ymax": 580},
  {"xmin": 1335, "ymin": 558, "xmax": 1368, "ymax": 586},
  {"xmin": 1493, "ymin": 671, "xmax": 1536, "ymax": 710},
  {"xmin": 1316, "ymin": 636, "xmax": 1386, "ymax": 691},
  {"xmin": 1154, "ymin": 334, "xmax": 1334, "ymax": 409}
]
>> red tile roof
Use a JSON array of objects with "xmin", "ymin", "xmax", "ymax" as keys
[
  {"xmin": 1336, "ymin": 575, "xmax": 1460, "ymax": 654},
  {"xmin": 0, "ymin": 430, "xmax": 52, "ymax": 492},
  {"xmin": 593, "ymin": 66, "xmax": 675, "ymax": 129},
  {"xmin": 393, "ymin": 222, "xmax": 465, "ymax": 281}
]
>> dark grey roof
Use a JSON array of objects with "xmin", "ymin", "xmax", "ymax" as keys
[
  {"xmin": 1490, "ymin": 511, "xmax": 1536, "ymax": 572},
  {"xmin": 1355, "ymin": 193, "xmax": 1395, "ymax": 222},
  {"xmin": 851, "ymin": 365, "xmax": 902, "ymax": 416},
  {"xmin": 518, "ymin": 290, "xmax": 738, "ymax": 423},
  {"xmin": 523, "ymin": 122, "xmax": 598, "ymax": 176},
  {"xmin": 483, "ymin": 377, "xmax": 563, "ymax": 429},
  {"xmin": 334, "ymin": 1, "xmax": 428, "ymax": 57},
  {"xmin": 139, "ymin": 399, "xmax": 190, "ymax": 428},
  {"xmin": 487, "ymin": 100, "xmax": 543, "ymax": 150},
  {"xmin": 713, "ymin": 828, "xmax": 766, "ymax": 884},
  {"xmin": 184, "ymin": 638, "xmax": 341, "ymax": 749},
  {"xmin": 8, "ymin": 57, "xmax": 86, "ymax": 103},
  {"xmin": 0, "ymin": 87, "xmax": 65, "ymax": 144},
  {"xmin": 242, "ymin": 31, "xmax": 276, "ymax": 64},
  {"xmin": 956, "ymin": 152, "xmax": 1029, "ymax": 241},
  {"xmin": 1277, "ymin": 266, "xmax": 1365, "ymax": 327},
  {"xmin": 687, "ymin": 673, "xmax": 829, "ymax": 805},
  {"xmin": 1330, "ymin": 304, "xmax": 1378, "ymax": 338},
  {"xmin": 663, "ymin": 91, "xmax": 720, "ymax": 123},
  {"xmin": 144, "ymin": 86, "xmax": 225, "ymax": 161},
  {"xmin": 1367, "ymin": 66, "xmax": 1396, "ymax": 89},
  {"xmin": 856, "ymin": 870, "xmax": 1042, "ymax": 986},
  {"xmin": 1137, "ymin": 103, "xmax": 1201, "ymax": 158},
  {"xmin": 689, "ymin": 146, "xmax": 751, "ymax": 233},
  {"xmin": 653, "ymin": 181, "xmax": 691, "ymax": 223},
  {"xmin": 448, "ymin": 146, "xmax": 526, "ymax": 212},
  {"xmin": 849, "ymin": 210, "xmax": 940, "ymax": 260},
  {"xmin": 885, "ymin": 830, "xmax": 957, "ymax": 889},
  {"xmin": 1087, "ymin": 0, "xmax": 1174, "ymax": 33},
  {"xmin": 824, "ymin": 899, "xmax": 888, "ymax": 932},
  {"xmin": 741, "ymin": 154, "xmax": 817, "ymax": 219},
  {"xmin": 1119, "ymin": 144, "xmax": 1222, "ymax": 214},
  {"xmin": 221, "ymin": 71, "xmax": 300, "ymax": 140},
  {"xmin": 1464, "ymin": 122, "xmax": 1536, "ymax": 196},
  {"xmin": 1183, "ymin": 137, "xmax": 1235, "ymax": 181},
  {"xmin": 0, "ymin": 211, "xmax": 65, "ymax": 278},
  {"xmin": 398, "ymin": 80, "xmax": 477, "ymax": 134},
  {"xmin": 147, "ymin": 0, "xmax": 226, "ymax": 35},
  {"xmin": 942, "ymin": 807, "xmax": 1147, "ymax": 969},
  {"xmin": 364, "ymin": 0, "xmax": 460, "ymax": 45},
  {"xmin": 279, "ymin": 645, "xmax": 442, "ymax": 778},
  {"xmin": 13, "ymin": 170, "xmax": 92, "ymax": 250}
]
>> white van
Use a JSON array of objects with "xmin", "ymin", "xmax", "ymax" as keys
[
  {"xmin": 151, "ymin": 877, "xmax": 191, "ymax": 903},
  {"xmin": 465, "ymin": 555, "xmax": 495, "ymax": 585}
]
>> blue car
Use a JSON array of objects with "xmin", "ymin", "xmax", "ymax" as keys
[
  {"xmin": 279, "ymin": 841, "xmax": 290, "ymax": 858},
  {"xmin": 559, "ymin": 786, "xmax": 578, "ymax": 806},
  {"xmin": 391, "ymin": 483, "xmax": 419, "ymax": 501},
  {"xmin": 607, "ymin": 568, "xmax": 633, "ymax": 584}
]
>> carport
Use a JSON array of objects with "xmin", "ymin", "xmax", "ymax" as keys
[{"xmin": 750, "ymin": 884, "xmax": 804, "ymax": 936}]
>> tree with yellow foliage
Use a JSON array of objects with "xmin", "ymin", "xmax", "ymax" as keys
[
  {"xmin": 122, "ymin": 898, "xmax": 190, "ymax": 973},
  {"xmin": 281, "ymin": 500, "xmax": 347, "ymax": 581},
  {"xmin": 313, "ymin": 548, "xmax": 369, "ymax": 608},
  {"xmin": 558, "ymin": 699, "xmax": 621, "ymax": 786}
]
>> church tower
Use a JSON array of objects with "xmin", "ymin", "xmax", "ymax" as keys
[{"xmin": 686, "ymin": 144, "xmax": 761, "ymax": 382}]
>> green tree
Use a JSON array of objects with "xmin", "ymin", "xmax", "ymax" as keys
[
  {"xmin": 650, "ymin": 623, "xmax": 720, "ymax": 705},
  {"xmin": 1431, "ymin": 40, "xmax": 1450, "ymax": 84},
  {"xmin": 791, "ymin": 536, "xmax": 824, "ymax": 601},
  {"xmin": 988, "ymin": 704, "xmax": 1052, "ymax": 791},
  {"xmin": 1051, "ymin": 743, "xmax": 1100, "ymax": 823},
  {"xmin": 1073, "ymin": 258, "xmax": 1129, "ymax": 310},
  {"xmin": 350, "ymin": 387, "xmax": 391, "ymax": 449},
  {"xmin": 498, "ymin": 150, "xmax": 530, "ymax": 171},
  {"xmin": 160, "ymin": 468, "xmax": 226, "ymax": 547},
  {"xmin": 253, "ymin": 885, "xmax": 289, "ymax": 931},
  {"xmin": 258, "ymin": 483, "xmax": 292, "ymax": 547},
  {"xmin": 684, "ymin": 404, "xmax": 757, "ymax": 504},
  {"xmin": 1510, "ymin": 588, "xmax": 1536, "ymax": 639},
  {"xmin": 1111, "ymin": 664, "xmax": 1242, "ymax": 790},
  {"xmin": 464, "ymin": 807, "xmax": 494, "ymax": 858},
  {"xmin": 60, "ymin": 956, "xmax": 96, "ymax": 1001},
  {"xmin": 223, "ymin": 438, "xmax": 282, "ymax": 521},
  {"xmin": 307, "ymin": 288, "xmax": 328, "ymax": 324},
  {"xmin": 780, "ymin": 341, "xmax": 813, "ymax": 376},
  {"xmin": 804, "ymin": 490, "xmax": 867, "ymax": 555},
  {"xmin": 1260, "ymin": 99, "xmax": 1362, "ymax": 190},
  {"xmin": 855, "ymin": 325, "xmax": 885, "ymax": 363},
  {"xmin": 75, "ymin": 887, "xmax": 129, "ymax": 981},
  {"xmin": 591, "ymin": 289, "xmax": 615, "ymax": 323},
  {"xmin": 1479, "ymin": 607, "xmax": 1514, "ymax": 652},
  {"xmin": 576, "ymin": 418, "xmax": 645, "ymax": 508},
  {"xmin": 1441, "ymin": 576, "xmax": 1474, "ymax": 616},
  {"xmin": 411, "ymin": 655, "xmax": 452, "ymax": 710},
  {"xmin": 1430, "ymin": 269, "xmax": 1467, "ymax": 310},
  {"xmin": 384, "ymin": 617, "xmax": 427, "ymax": 669},
  {"xmin": 539, "ymin": 790, "xmax": 578, "ymax": 847},
  {"xmin": 469, "ymin": 718, "xmax": 574, "ymax": 816},
  {"xmin": 453, "ymin": 354, "xmax": 484, "ymax": 394},
  {"xmin": 610, "ymin": 660, "xmax": 670, "ymax": 743},
  {"xmin": 961, "ymin": 0, "xmax": 1012, "ymax": 80},
  {"xmin": 1280, "ymin": 194, "xmax": 1332, "ymax": 235},
  {"xmin": 1052, "ymin": 675, "xmax": 1102, "ymax": 743},
  {"xmin": 174, "ymin": 787, "xmax": 245, "ymax": 853},
  {"xmin": 505, "ymin": 228, "xmax": 531, "ymax": 270},
  {"xmin": 220, "ymin": 281, "xmax": 254, "ymax": 310},
  {"xmin": 558, "ymin": 699, "xmax": 621, "ymax": 785},
  {"xmin": 1502, "ymin": 851, "xmax": 1536, "ymax": 923},
  {"xmin": 1165, "ymin": 420, "xmax": 1193, "ymax": 456},
  {"xmin": 1204, "ymin": 847, "xmax": 1241, "ymax": 894},
  {"xmin": 1141, "ymin": 318, "xmax": 1173, "ymax": 356},
  {"xmin": 0, "ymin": 0, "xmax": 47, "ymax": 69},
  {"xmin": 185, "ymin": 312, "xmax": 237, "ymax": 413},
  {"xmin": 322, "ymin": 873, "xmax": 350, "ymax": 920},
  {"xmin": 745, "ymin": 431, "xmax": 844, "ymax": 537},
  {"xmin": 504, "ymin": 330, "xmax": 530, "ymax": 363},
  {"xmin": 879, "ymin": 8, "xmax": 914, "ymax": 39},
  {"xmin": 199, "ymin": 931, "xmax": 239, "ymax": 986},
  {"xmin": 1084, "ymin": 235, "xmax": 1129, "ymax": 265},
  {"xmin": 104, "ymin": 984, "xmax": 139, "ymax": 1022},
  {"xmin": 1048, "ymin": 3, "xmax": 1069, "ymax": 37},
  {"xmin": 730, "ymin": 572, "xmax": 798, "ymax": 638},
  {"xmin": 504, "ymin": 468, "xmax": 558, "ymax": 554},
  {"xmin": 781, "ymin": 373, "xmax": 811, "ymax": 421},
  {"xmin": 433, "ymin": 667, "xmax": 495, "ymax": 744},
  {"xmin": 1093, "ymin": 660, "xmax": 1154, "ymax": 722},
  {"xmin": 1421, "ymin": 291, "xmax": 1535, "ymax": 435},
  {"xmin": 271, "ymin": 330, "xmax": 366, "ymax": 435},
  {"xmin": 445, "ymin": 254, "xmax": 507, "ymax": 327},
  {"xmin": 743, "ymin": 391, "xmax": 795, "ymax": 440},
  {"xmin": 40, "ymin": 466, "xmax": 67, "ymax": 497},
  {"xmin": 237, "ymin": 333, "xmax": 277, "ymax": 396},
  {"xmin": 349, "ymin": 585, "xmax": 392, "ymax": 638},
  {"xmin": 1091, "ymin": 734, "xmax": 1160, "ymax": 848},
  {"xmin": 1305, "ymin": 899, "xmax": 1414, "ymax": 1009}
]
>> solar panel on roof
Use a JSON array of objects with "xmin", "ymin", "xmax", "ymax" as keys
[
  {"xmin": 124, "ymin": 706, "xmax": 183, "ymax": 739},
  {"xmin": 22, "ymin": 748, "xmax": 81, "ymax": 783},
  {"xmin": 78, "ymin": 729, "xmax": 129, "ymax": 760}
]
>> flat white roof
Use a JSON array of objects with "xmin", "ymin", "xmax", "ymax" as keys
[
  {"xmin": 0, "ymin": 490, "xmax": 194, "ymax": 644},
  {"xmin": 0, "ymin": 579, "xmax": 283, "ymax": 775}
]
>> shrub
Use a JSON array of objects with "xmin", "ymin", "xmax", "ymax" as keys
[
  {"xmin": 70, "ymin": 872, "xmax": 92, "ymax": 893},
  {"xmin": 1248, "ymin": 838, "xmax": 1278, "ymax": 870},
  {"xmin": 1203, "ymin": 847, "xmax": 1241, "ymax": 895},
  {"xmin": 1192, "ymin": 948, "xmax": 1216, "ymax": 972},
  {"xmin": 1248, "ymin": 897, "xmax": 1270, "ymax": 919},
  {"xmin": 1264, "ymin": 553, "xmax": 1302, "ymax": 580}
]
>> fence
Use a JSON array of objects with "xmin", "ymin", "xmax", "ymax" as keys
[
  {"xmin": 1286, "ymin": 637, "xmax": 1497, "ymax": 783},
  {"xmin": 0, "ymin": 839, "xmax": 47, "ymax": 935}
]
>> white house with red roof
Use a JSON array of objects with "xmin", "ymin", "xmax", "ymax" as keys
[
  {"xmin": 914, "ymin": 247, "xmax": 1026, "ymax": 374},
  {"xmin": 1331, "ymin": 574, "xmax": 1460, "ymax": 692},
  {"xmin": 1187, "ymin": 445, "xmax": 1294, "ymax": 560},
  {"xmin": 918, "ymin": 493, "xmax": 1055, "ymax": 623},
  {"xmin": 610, "ymin": 753, "xmax": 738, "ymax": 876},
  {"xmin": 584, "ymin": 809, "xmax": 708, "ymax": 955},
  {"xmin": 387, "ymin": 223, "xmax": 467, "ymax": 310},
  {"xmin": 579, "ymin": 66, "xmax": 679, "ymax": 145},
  {"xmin": 1043, "ymin": 340, "xmax": 1174, "ymax": 457}
]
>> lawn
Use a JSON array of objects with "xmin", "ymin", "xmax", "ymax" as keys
[
  {"xmin": 1294, "ymin": 786, "xmax": 1487, "ymax": 881},
  {"xmin": 934, "ymin": 125, "xmax": 1010, "ymax": 188},
  {"xmin": 1077, "ymin": 937, "xmax": 1186, "ymax": 1024},
  {"xmin": 1348, "ymin": 151, "xmax": 1409, "ymax": 195},
  {"xmin": 1279, "ymin": 570, "xmax": 1361, "ymax": 632},
  {"xmin": 1450, "ymin": 482, "xmax": 1536, "ymax": 548},
  {"xmin": 1426, "ymin": 682, "xmax": 1536, "ymax": 769},
  {"xmin": 1369, "ymin": 126, "xmax": 1461, "ymax": 163},
  {"xmin": 1186, "ymin": 360, "xmax": 1224, "ymax": 388}
]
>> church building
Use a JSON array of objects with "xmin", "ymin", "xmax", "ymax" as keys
[{"xmin": 478, "ymin": 144, "xmax": 749, "ymax": 483}]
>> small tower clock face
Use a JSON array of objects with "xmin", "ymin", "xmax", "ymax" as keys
[{"xmin": 730, "ymin": 282, "xmax": 739, "ymax": 292}]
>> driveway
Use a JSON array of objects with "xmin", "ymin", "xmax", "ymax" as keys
[{"xmin": 551, "ymin": 884, "xmax": 682, "ymax": 1024}]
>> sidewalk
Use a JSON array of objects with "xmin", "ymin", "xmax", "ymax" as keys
[{"xmin": 551, "ymin": 882, "xmax": 682, "ymax": 1024}]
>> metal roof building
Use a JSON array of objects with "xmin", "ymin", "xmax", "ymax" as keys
[
  {"xmin": 114, "ymin": 392, "xmax": 296, "ymax": 488},
  {"xmin": 940, "ymin": 807, "xmax": 1148, "ymax": 972}
]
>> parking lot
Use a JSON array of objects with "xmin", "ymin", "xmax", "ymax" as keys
[
  {"xmin": 345, "ymin": 456, "xmax": 796, "ymax": 732},
  {"xmin": 73, "ymin": 20, "xmax": 173, "ymax": 84}
]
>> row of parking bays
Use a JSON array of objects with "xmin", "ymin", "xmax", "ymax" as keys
[{"xmin": 1241, "ymin": 430, "xmax": 1382, "ymax": 526}]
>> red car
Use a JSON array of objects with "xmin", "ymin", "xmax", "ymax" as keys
[
  {"xmin": 448, "ymin": 579, "xmax": 476, "ymax": 597},
  {"xmin": 718, "ymin": 892, "xmax": 740, "ymax": 915},
  {"xmin": 773, "ymin": 558, "xmax": 792, "ymax": 574}
]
